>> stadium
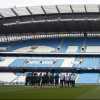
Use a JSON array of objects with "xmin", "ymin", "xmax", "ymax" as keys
[{"xmin": 0, "ymin": 3, "xmax": 100, "ymax": 99}]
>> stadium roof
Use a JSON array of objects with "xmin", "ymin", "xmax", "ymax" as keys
[
  {"xmin": 0, "ymin": 4, "xmax": 100, "ymax": 33},
  {"xmin": 0, "ymin": 4, "xmax": 99, "ymax": 17}
]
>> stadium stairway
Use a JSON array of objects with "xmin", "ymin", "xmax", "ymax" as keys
[{"xmin": 61, "ymin": 46, "xmax": 78, "ymax": 67}]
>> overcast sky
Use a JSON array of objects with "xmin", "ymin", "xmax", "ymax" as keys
[{"xmin": 0, "ymin": 0, "xmax": 100, "ymax": 8}]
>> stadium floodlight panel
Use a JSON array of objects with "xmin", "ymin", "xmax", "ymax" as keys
[
  {"xmin": 72, "ymin": 5, "xmax": 85, "ymax": 13},
  {"xmin": 57, "ymin": 5, "xmax": 72, "ymax": 13},
  {"xmin": 86, "ymin": 4, "xmax": 99, "ymax": 12},
  {"xmin": 0, "ymin": 8, "xmax": 16, "ymax": 17},
  {"xmin": 43, "ymin": 5, "xmax": 58, "ymax": 14},
  {"xmin": 28, "ymin": 6, "xmax": 44, "ymax": 15},
  {"xmin": 13, "ymin": 7, "xmax": 30, "ymax": 16}
]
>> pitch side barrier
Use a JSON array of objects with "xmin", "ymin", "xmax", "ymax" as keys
[
  {"xmin": 0, "ymin": 52, "xmax": 100, "ymax": 57},
  {"xmin": 0, "ymin": 67, "xmax": 99, "ymax": 73}
]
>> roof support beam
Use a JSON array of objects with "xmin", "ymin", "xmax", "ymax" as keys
[
  {"xmin": 56, "ymin": 5, "xmax": 60, "ymax": 13},
  {"xmin": 0, "ymin": 14, "xmax": 4, "ymax": 18},
  {"xmin": 11, "ymin": 8, "xmax": 18, "ymax": 16},
  {"xmin": 70, "ymin": 5, "xmax": 73, "ymax": 13},
  {"xmin": 26, "ymin": 7, "xmax": 33, "ymax": 15},
  {"xmin": 41, "ymin": 6, "xmax": 46, "ymax": 14},
  {"xmin": 12, "ymin": 8, "xmax": 19, "ymax": 16}
]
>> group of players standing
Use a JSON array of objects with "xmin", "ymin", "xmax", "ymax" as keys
[{"xmin": 25, "ymin": 72, "xmax": 76, "ymax": 88}]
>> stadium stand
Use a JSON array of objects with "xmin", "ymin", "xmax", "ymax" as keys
[
  {"xmin": 0, "ymin": 37, "xmax": 100, "ymax": 84},
  {"xmin": 1, "ymin": 4, "xmax": 100, "ymax": 85}
]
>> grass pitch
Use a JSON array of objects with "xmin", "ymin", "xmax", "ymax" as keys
[{"xmin": 0, "ymin": 85, "xmax": 100, "ymax": 100}]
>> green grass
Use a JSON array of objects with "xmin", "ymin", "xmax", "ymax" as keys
[{"xmin": 0, "ymin": 85, "xmax": 99, "ymax": 100}]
